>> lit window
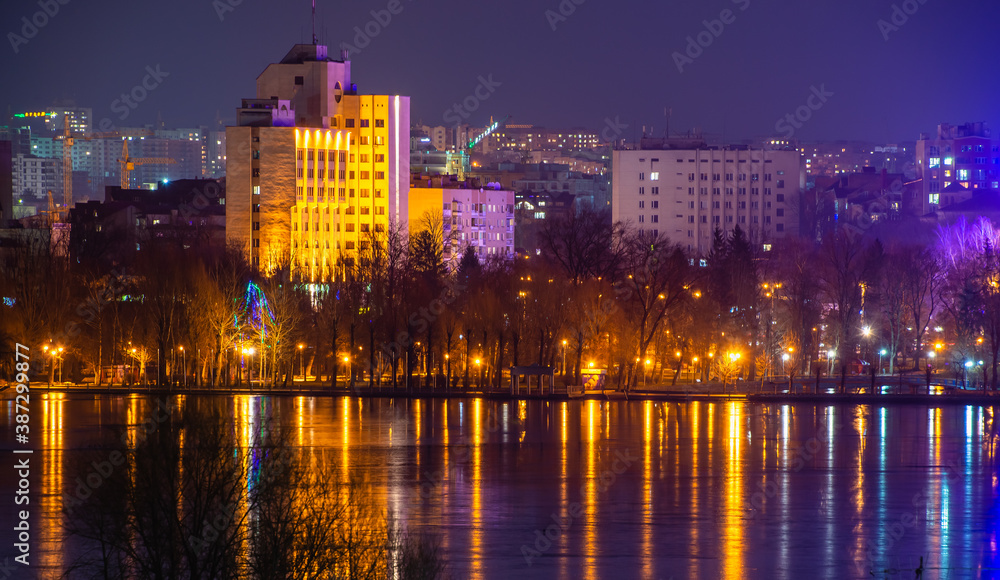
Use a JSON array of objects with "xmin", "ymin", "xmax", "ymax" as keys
[
  {"xmin": 929, "ymin": 194, "xmax": 940, "ymax": 205},
  {"xmin": 944, "ymin": 157, "xmax": 953, "ymax": 166},
  {"xmin": 650, "ymin": 172, "xmax": 659, "ymax": 181}
]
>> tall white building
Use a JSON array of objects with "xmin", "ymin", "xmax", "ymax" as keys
[
  {"xmin": 612, "ymin": 141, "xmax": 804, "ymax": 255},
  {"xmin": 226, "ymin": 44, "xmax": 410, "ymax": 278}
]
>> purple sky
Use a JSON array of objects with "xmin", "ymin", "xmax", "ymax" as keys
[{"xmin": 3, "ymin": 0, "xmax": 998, "ymax": 142}]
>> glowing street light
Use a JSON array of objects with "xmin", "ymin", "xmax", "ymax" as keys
[{"xmin": 862, "ymin": 326, "xmax": 871, "ymax": 337}]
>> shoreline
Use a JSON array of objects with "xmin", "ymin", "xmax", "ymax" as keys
[{"xmin": 8, "ymin": 382, "xmax": 999, "ymax": 406}]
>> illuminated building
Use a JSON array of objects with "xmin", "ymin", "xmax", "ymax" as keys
[
  {"xmin": 408, "ymin": 175, "xmax": 514, "ymax": 264},
  {"xmin": 916, "ymin": 122, "xmax": 1000, "ymax": 213},
  {"xmin": 0, "ymin": 140, "xmax": 11, "ymax": 223},
  {"xmin": 226, "ymin": 44, "xmax": 410, "ymax": 278},
  {"xmin": 612, "ymin": 135, "xmax": 803, "ymax": 255},
  {"xmin": 495, "ymin": 125, "xmax": 601, "ymax": 152}
]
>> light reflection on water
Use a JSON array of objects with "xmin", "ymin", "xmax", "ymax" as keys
[{"xmin": 2, "ymin": 394, "xmax": 999, "ymax": 579}]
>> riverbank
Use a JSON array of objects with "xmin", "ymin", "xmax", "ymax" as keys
[{"xmin": 7, "ymin": 379, "xmax": 999, "ymax": 405}]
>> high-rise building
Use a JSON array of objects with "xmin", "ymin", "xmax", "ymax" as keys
[
  {"xmin": 0, "ymin": 141, "xmax": 12, "ymax": 223},
  {"xmin": 916, "ymin": 123, "xmax": 1000, "ymax": 214},
  {"xmin": 612, "ymin": 137, "xmax": 804, "ymax": 255},
  {"xmin": 226, "ymin": 44, "xmax": 410, "ymax": 278}
]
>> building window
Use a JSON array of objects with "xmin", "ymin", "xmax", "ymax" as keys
[
  {"xmin": 346, "ymin": 223, "xmax": 355, "ymax": 232},
  {"xmin": 252, "ymin": 204, "xmax": 260, "ymax": 213},
  {"xmin": 360, "ymin": 136, "xmax": 370, "ymax": 145},
  {"xmin": 345, "ymin": 119, "xmax": 355, "ymax": 128},
  {"xmin": 651, "ymin": 201, "xmax": 659, "ymax": 209},
  {"xmin": 639, "ymin": 215, "xmax": 645, "ymax": 223},
  {"xmin": 652, "ymin": 215, "xmax": 658, "ymax": 223},
  {"xmin": 375, "ymin": 154, "xmax": 385, "ymax": 162},
  {"xmin": 360, "ymin": 119, "xmax": 370, "ymax": 128},
  {"xmin": 639, "ymin": 201, "xmax": 645, "ymax": 209},
  {"xmin": 253, "ymin": 185, "xmax": 260, "ymax": 195},
  {"xmin": 294, "ymin": 76, "xmax": 303, "ymax": 85},
  {"xmin": 375, "ymin": 119, "xmax": 385, "ymax": 128},
  {"xmin": 776, "ymin": 224, "xmax": 784, "ymax": 232},
  {"xmin": 650, "ymin": 172, "xmax": 659, "ymax": 181},
  {"xmin": 346, "ymin": 241, "xmax": 355, "ymax": 249},
  {"xmin": 375, "ymin": 171, "xmax": 385, "ymax": 179},
  {"xmin": 651, "ymin": 187, "xmax": 659, "ymax": 195},
  {"xmin": 639, "ymin": 187, "xmax": 645, "ymax": 195},
  {"xmin": 375, "ymin": 136, "xmax": 384, "ymax": 145}
]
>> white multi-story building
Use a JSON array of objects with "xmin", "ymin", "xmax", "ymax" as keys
[
  {"xmin": 612, "ymin": 142, "xmax": 804, "ymax": 255},
  {"xmin": 13, "ymin": 154, "xmax": 62, "ymax": 201}
]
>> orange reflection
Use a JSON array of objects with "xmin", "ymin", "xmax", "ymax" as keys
[
  {"xmin": 470, "ymin": 398, "xmax": 483, "ymax": 580},
  {"xmin": 39, "ymin": 393, "xmax": 64, "ymax": 573},
  {"xmin": 722, "ymin": 401, "xmax": 744, "ymax": 579}
]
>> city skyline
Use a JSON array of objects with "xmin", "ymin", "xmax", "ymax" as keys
[{"xmin": 3, "ymin": 0, "xmax": 1000, "ymax": 142}]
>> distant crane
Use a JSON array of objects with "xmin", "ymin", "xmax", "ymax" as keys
[
  {"xmin": 50, "ymin": 114, "xmax": 152, "ymax": 220},
  {"xmin": 118, "ymin": 139, "xmax": 175, "ymax": 189}
]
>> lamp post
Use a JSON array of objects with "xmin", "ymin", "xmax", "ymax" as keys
[
  {"xmin": 179, "ymin": 346, "xmax": 186, "ymax": 388},
  {"xmin": 644, "ymin": 359, "xmax": 651, "ymax": 387},
  {"xmin": 298, "ymin": 344, "xmax": 304, "ymax": 381},
  {"xmin": 562, "ymin": 339, "xmax": 567, "ymax": 376},
  {"xmin": 879, "ymin": 349, "xmax": 887, "ymax": 375}
]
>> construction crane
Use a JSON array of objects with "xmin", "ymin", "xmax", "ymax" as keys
[
  {"xmin": 51, "ymin": 115, "xmax": 152, "ymax": 221},
  {"xmin": 119, "ymin": 139, "xmax": 175, "ymax": 189}
]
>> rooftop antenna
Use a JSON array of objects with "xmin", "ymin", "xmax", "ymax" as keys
[{"xmin": 311, "ymin": 0, "xmax": 318, "ymax": 44}]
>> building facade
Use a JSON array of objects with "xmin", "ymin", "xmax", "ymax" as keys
[
  {"xmin": 916, "ymin": 122, "xmax": 1000, "ymax": 215},
  {"xmin": 226, "ymin": 44, "xmax": 410, "ymax": 278},
  {"xmin": 612, "ymin": 142, "xmax": 804, "ymax": 255},
  {"xmin": 408, "ymin": 178, "xmax": 515, "ymax": 264}
]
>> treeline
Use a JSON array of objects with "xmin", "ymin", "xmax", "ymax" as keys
[{"xmin": 1, "ymin": 208, "xmax": 998, "ymax": 390}]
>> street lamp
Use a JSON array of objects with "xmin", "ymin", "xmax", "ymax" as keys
[
  {"xmin": 879, "ymin": 349, "xmax": 887, "ymax": 374},
  {"xmin": 562, "ymin": 339, "xmax": 567, "ymax": 375},
  {"xmin": 298, "ymin": 344, "xmax": 304, "ymax": 381},
  {"xmin": 179, "ymin": 346, "xmax": 185, "ymax": 388},
  {"xmin": 644, "ymin": 359, "xmax": 651, "ymax": 387}
]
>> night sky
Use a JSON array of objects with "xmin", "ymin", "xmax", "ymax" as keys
[{"xmin": 3, "ymin": 0, "xmax": 999, "ymax": 142}]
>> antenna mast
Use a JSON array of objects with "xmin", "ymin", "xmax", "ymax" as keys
[{"xmin": 311, "ymin": 0, "xmax": 317, "ymax": 44}]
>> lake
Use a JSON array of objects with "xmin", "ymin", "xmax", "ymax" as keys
[{"xmin": 1, "ymin": 393, "xmax": 997, "ymax": 579}]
